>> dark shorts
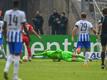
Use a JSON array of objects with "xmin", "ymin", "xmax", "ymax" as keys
[
  {"xmin": 77, "ymin": 41, "xmax": 90, "ymax": 49},
  {"xmin": 101, "ymin": 35, "xmax": 107, "ymax": 46},
  {"xmin": 8, "ymin": 42, "xmax": 23, "ymax": 56},
  {"xmin": 0, "ymin": 38, "xmax": 3, "ymax": 46}
]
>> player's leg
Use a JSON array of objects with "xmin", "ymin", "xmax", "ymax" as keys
[
  {"xmin": 1, "ymin": 45, "xmax": 7, "ymax": 59},
  {"xmin": 76, "ymin": 41, "xmax": 83, "ymax": 53},
  {"xmin": 105, "ymin": 46, "xmax": 107, "ymax": 69},
  {"xmin": 77, "ymin": 41, "xmax": 90, "ymax": 63},
  {"xmin": 13, "ymin": 55, "xmax": 20, "ymax": 80},
  {"xmin": 84, "ymin": 48, "xmax": 90, "ymax": 64},
  {"xmin": 19, "ymin": 36, "xmax": 25, "ymax": 63},
  {"xmin": 76, "ymin": 55, "xmax": 85, "ymax": 59},
  {"xmin": 4, "ymin": 54, "xmax": 13, "ymax": 80},
  {"xmin": 83, "ymin": 41, "xmax": 90, "ymax": 64},
  {"xmin": 104, "ymin": 37, "xmax": 107, "ymax": 69},
  {"xmin": 4, "ymin": 42, "xmax": 14, "ymax": 80},
  {"xmin": 72, "ymin": 54, "xmax": 84, "ymax": 62},
  {"xmin": 75, "ymin": 58, "xmax": 84, "ymax": 62},
  {"xmin": 100, "ymin": 36, "xmax": 106, "ymax": 69},
  {"xmin": 25, "ymin": 37, "xmax": 32, "ymax": 61},
  {"xmin": 0, "ymin": 39, "xmax": 6, "ymax": 59},
  {"xmin": 13, "ymin": 42, "xmax": 22, "ymax": 80},
  {"xmin": 101, "ymin": 46, "xmax": 106, "ymax": 69}
]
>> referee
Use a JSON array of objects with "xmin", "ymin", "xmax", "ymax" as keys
[{"xmin": 97, "ymin": 8, "xmax": 107, "ymax": 69}]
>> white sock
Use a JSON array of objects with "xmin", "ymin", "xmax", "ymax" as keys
[
  {"xmin": 13, "ymin": 56, "xmax": 20, "ymax": 79},
  {"xmin": 4, "ymin": 54, "xmax": 13, "ymax": 72},
  {"xmin": 85, "ymin": 52, "xmax": 89, "ymax": 63}
]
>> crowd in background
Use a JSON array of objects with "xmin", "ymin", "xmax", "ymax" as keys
[
  {"xmin": 32, "ymin": 10, "xmax": 68, "ymax": 35},
  {"xmin": 32, "ymin": 11, "xmax": 44, "ymax": 34},
  {"xmin": 0, "ymin": 9, "xmax": 68, "ymax": 35}
]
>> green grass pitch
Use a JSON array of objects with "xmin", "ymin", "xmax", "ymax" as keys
[{"xmin": 0, "ymin": 59, "xmax": 107, "ymax": 80}]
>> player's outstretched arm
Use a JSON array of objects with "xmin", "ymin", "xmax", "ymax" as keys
[
  {"xmin": 96, "ymin": 23, "xmax": 102, "ymax": 35},
  {"xmin": 91, "ymin": 27, "xmax": 97, "ymax": 35},
  {"xmin": 32, "ymin": 28, "xmax": 41, "ymax": 40}
]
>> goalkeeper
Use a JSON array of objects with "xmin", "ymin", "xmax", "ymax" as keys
[{"xmin": 37, "ymin": 49, "xmax": 86, "ymax": 62}]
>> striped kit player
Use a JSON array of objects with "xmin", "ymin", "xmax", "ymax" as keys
[
  {"xmin": 3, "ymin": 0, "xmax": 27, "ymax": 80},
  {"xmin": 75, "ymin": 19, "xmax": 93, "ymax": 49},
  {"xmin": 72, "ymin": 12, "xmax": 96, "ymax": 64},
  {"xmin": 4, "ymin": 9, "xmax": 26, "ymax": 54}
]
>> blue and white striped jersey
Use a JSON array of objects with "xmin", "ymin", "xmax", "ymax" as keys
[
  {"xmin": 4, "ymin": 9, "xmax": 26, "ymax": 42},
  {"xmin": 75, "ymin": 20, "xmax": 93, "ymax": 42},
  {"xmin": 0, "ymin": 20, "xmax": 4, "ymax": 39}
]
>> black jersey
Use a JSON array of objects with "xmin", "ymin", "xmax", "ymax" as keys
[{"xmin": 100, "ymin": 16, "xmax": 107, "ymax": 35}]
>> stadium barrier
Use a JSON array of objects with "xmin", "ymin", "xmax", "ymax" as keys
[
  {"xmin": 30, "ymin": 35, "xmax": 101, "ymax": 60},
  {"xmin": 0, "ymin": 35, "xmax": 101, "ymax": 60}
]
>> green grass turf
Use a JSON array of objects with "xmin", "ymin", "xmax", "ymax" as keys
[{"xmin": 0, "ymin": 59, "xmax": 107, "ymax": 80}]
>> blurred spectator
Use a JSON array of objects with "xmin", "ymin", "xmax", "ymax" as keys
[
  {"xmin": 48, "ymin": 10, "xmax": 60, "ymax": 34},
  {"xmin": 33, "ymin": 11, "xmax": 44, "ymax": 34},
  {"xmin": 0, "ymin": 10, "xmax": 3, "ymax": 20},
  {"xmin": 60, "ymin": 12, "xmax": 68, "ymax": 34},
  {"xmin": 0, "ymin": 10, "xmax": 2, "ymax": 16}
]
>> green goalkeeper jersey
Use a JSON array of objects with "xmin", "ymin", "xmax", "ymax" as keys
[{"xmin": 38, "ymin": 49, "xmax": 85, "ymax": 62}]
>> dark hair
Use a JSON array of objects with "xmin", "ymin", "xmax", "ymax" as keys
[
  {"xmin": 102, "ymin": 8, "xmax": 107, "ymax": 15},
  {"xmin": 13, "ymin": 0, "xmax": 19, "ymax": 8},
  {"xmin": 81, "ymin": 12, "xmax": 87, "ymax": 18}
]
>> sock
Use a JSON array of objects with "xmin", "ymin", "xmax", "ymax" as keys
[
  {"xmin": 84, "ymin": 52, "xmax": 89, "ymax": 62},
  {"xmin": 4, "ymin": 54, "xmax": 13, "ymax": 72},
  {"xmin": 13, "ymin": 55, "xmax": 20, "ymax": 79},
  {"xmin": 27, "ymin": 47, "xmax": 31, "ymax": 59},
  {"xmin": 101, "ymin": 52, "xmax": 105, "ymax": 65}
]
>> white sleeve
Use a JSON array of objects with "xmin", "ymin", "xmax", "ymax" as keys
[
  {"xmin": 21, "ymin": 12, "xmax": 26, "ymax": 23},
  {"xmin": 75, "ymin": 21, "xmax": 79, "ymax": 26},
  {"xmin": 89, "ymin": 22, "xmax": 93, "ymax": 28}
]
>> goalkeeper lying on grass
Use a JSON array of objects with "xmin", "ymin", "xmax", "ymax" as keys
[{"xmin": 36, "ymin": 49, "xmax": 89, "ymax": 62}]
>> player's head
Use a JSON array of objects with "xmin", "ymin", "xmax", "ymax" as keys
[
  {"xmin": 12, "ymin": 0, "xmax": 20, "ymax": 9},
  {"xmin": 102, "ymin": 8, "xmax": 107, "ymax": 15},
  {"xmin": 81, "ymin": 12, "xmax": 87, "ymax": 19}
]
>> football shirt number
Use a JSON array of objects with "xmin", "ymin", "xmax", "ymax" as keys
[
  {"xmin": 9, "ymin": 15, "xmax": 18, "ymax": 26},
  {"xmin": 81, "ymin": 23, "xmax": 87, "ymax": 32}
]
